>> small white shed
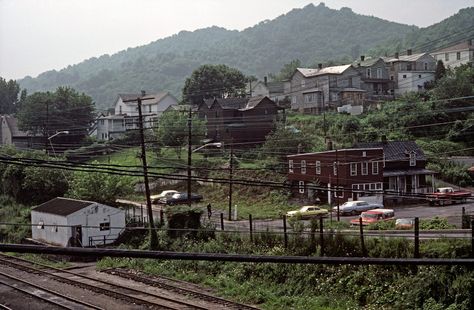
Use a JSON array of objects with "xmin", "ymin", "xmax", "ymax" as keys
[{"xmin": 31, "ymin": 197, "xmax": 126, "ymax": 247}]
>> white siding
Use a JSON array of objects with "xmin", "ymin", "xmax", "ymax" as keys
[{"xmin": 31, "ymin": 212, "xmax": 69, "ymax": 246}]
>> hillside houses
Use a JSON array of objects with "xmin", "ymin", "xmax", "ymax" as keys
[{"xmin": 431, "ymin": 39, "xmax": 474, "ymax": 68}]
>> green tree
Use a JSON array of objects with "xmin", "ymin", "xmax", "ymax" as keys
[
  {"xmin": 17, "ymin": 87, "xmax": 95, "ymax": 141},
  {"xmin": 260, "ymin": 125, "xmax": 312, "ymax": 164},
  {"xmin": 67, "ymin": 163, "xmax": 133, "ymax": 205},
  {"xmin": 182, "ymin": 64, "xmax": 246, "ymax": 104},
  {"xmin": 434, "ymin": 60, "xmax": 446, "ymax": 81},
  {"xmin": 430, "ymin": 64, "xmax": 474, "ymax": 100},
  {"xmin": 0, "ymin": 77, "xmax": 21, "ymax": 114},
  {"xmin": 154, "ymin": 110, "xmax": 206, "ymax": 158}
]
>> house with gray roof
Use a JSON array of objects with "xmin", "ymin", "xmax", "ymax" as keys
[
  {"xmin": 197, "ymin": 96, "xmax": 281, "ymax": 145},
  {"xmin": 353, "ymin": 56, "xmax": 394, "ymax": 100},
  {"xmin": 250, "ymin": 78, "xmax": 291, "ymax": 106},
  {"xmin": 383, "ymin": 50, "xmax": 436, "ymax": 96},
  {"xmin": 288, "ymin": 64, "xmax": 365, "ymax": 114},
  {"xmin": 96, "ymin": 92, "xmax": 178, "ymax": 141},
  {"xmin": 431, "ymin": 39, "xmax": 474, "ymax": 68},
  {"xmin": 355, "ymin": 138, "xmax": 435, "ymax": 204},
  {"xmin": 1, "ymin": 115, "xmax": 43, "ymax": 149},
  {"xmin": 31, "ymin": 197, "xmax": 125, "ymax": 247}
]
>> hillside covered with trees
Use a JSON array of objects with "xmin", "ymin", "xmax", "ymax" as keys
[{"xmin": 17, "ymin": 3, "xmax": 473, "ymax": 110}]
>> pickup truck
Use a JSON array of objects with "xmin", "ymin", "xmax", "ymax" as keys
[{"xmin": 427, "ymin": 187, "xmax": 471, "ymax": 206}]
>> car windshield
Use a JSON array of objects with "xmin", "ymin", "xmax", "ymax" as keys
[{"xmin": 362, "ymin": 213, "xmax": 378, "ymax": 219}]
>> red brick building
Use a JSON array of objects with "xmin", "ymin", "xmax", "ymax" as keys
[{"xmin": 287, "ymin": 148, "xmax": 384, "ymax": 204}]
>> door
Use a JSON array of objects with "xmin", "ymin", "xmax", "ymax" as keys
[{"xmin": 71, "ymin": 225, "xmax": 82, "ymax": 247}]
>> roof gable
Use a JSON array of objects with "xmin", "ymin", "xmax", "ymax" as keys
[{"xmin": 32, "ymin": 197, "xmax": 95, "ymax": 216}]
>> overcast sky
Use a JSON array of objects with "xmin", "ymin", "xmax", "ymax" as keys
[{"xmin": 1, "ymin": 0, "xmax": 472, "ymax": 80}]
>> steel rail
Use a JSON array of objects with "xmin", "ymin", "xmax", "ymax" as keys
[
  {"xmin": 0, "ymin": 254, "xmax": 206, "ymax": 310},
  {"xmin": 0, "ymin": 271, "xmax": 102, "ymax": 310}
]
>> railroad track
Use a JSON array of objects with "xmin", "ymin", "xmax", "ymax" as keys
[
  {"xmin": 0, "ymin": 254, "xmax": 207, "ymax": 310},
  {"xmin": 0, "ymin": 271, "xmax": 102, "ymax": 309},
  {"xmin": 104, "ymin": 268, "xmax": 260, "ymax": 310}
]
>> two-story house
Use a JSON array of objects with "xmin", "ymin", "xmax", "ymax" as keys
[
  {"xmin": 431, "ymin": 39, "xmax": 474, "ymax": 68},
  {"xmin": 287, "ymin": 148, "xmax": 384, "ymax": 204},
  {"xmin": 383, "ymin": 50, "xmax": 436, "ymax": 96},
  {"xmin": 96, "ymin": 92, "xmax": 178, "ymax": 141},
  {"xmin": 353, "ymin": 56, "xmax": 394, "ymax": 100},
  {"xmin": 197, "ymin": 96, "xmax": 280, "ymax": 145},
  {"xmin": 355, "ymin": 139, "xmax": 435, "ymax": 204},
  {"xmin": 288, "ymin": 64, "xmax": 365, "ymax": 114},
  {"xmin": 250, "ymin": 78, "xmax": 291, "ymax": 106}
]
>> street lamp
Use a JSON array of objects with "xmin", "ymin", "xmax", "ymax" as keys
[
  {"xmin": 48, "ymin": 131, "xmax": 69, "ymax": 157},
  {"xmin": 192, "ymin": 142, "xmax": 223, "ymax": 153}
]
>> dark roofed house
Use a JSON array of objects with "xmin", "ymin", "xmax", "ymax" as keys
[
  {"xmin": 1, "ymin": 115, "xmax": 43, "ymax": 149},
  {"xmin": 31, "ymin": 197, "xmax": 125, "ymax": 247},
  {"xmin": 355, "ymin": 139, "xmax": 436, "ymax": 204},
  {"xmin": 197, "ymin": 96, "xmax": 281, "ymax": 145}
]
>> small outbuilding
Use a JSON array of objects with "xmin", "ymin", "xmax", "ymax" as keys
[{"xmin": 31, "ymin": 197, "xmax": 126, "ymax": 247}]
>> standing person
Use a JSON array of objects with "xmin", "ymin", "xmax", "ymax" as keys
[{"xmin": 207, "ymin": 203, "xmax": 212, "ymax": 220}]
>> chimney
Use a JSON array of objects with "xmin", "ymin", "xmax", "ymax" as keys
[
  {"xmin": 141, "ymin": 90, "xmax": 146, "ymax": 97},
  {"xmin": 381, "ymin": 135, "xmax": 387, "ymax": 144},
  {"xmin": 327, "ymin": 140, "xmax": 333, "ymax": 151},
  {"xmin": 407, "ymin": 49, "xmax": 412, "ymax": 56},
  {"xmin": 318, "ymin": 63, "xmax": 323, "ymax": 69},
  {"xmin": 394, "ymin": 52, "xmax": 399, "ymax": 59},
  {"xmin": 264, "ymin": 76, "xmax": 268, "ymax": 86},
  {"xmin": 360, "ymin": 55, "xmax": 365, "ymax": 61}
]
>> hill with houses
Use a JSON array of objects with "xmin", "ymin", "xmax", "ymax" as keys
[{"xmin": 17, "ymin": 3, "xmax": 474, "ymax": 110}]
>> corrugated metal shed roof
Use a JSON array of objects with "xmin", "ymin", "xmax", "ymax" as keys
[
  {"xmin": 32, "ymin": 197, "xmax": 95, "ymax": 216},
  {"xmin": 297, "ymin": 64, "xmax": 352, "ymax": 77}
]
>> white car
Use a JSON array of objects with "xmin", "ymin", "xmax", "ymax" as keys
[
  {"xmin": 332, "ymin": 200, "xmax": 384, "ymax": 216},
  {"xmin": 150, "ymin": 190, "xmax": 179, "ymax": 204}
]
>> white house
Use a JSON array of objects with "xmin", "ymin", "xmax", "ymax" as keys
[
  {"xmin": 31, "ymin": 197, "xmax": 126, "ymax": 247},
  {"xmin": 431, "ymin": 39, "xmax": 474, "ymax": 68},
  {"xmin": 96, "ymin": 92, "xmax": 179, "ymax": 141}
]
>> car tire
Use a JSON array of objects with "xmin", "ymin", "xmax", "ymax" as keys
[{"xmin": 351, "ymin": 210, "xmax": 357, "ymax": 216}]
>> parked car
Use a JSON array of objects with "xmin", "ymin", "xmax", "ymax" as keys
[
  {"xmin": 150, "ymin": 190, "xmax": 179, "ymax": 204},
  {"xmin": 395, "ymin": 218, "xmax": 415, "ymax": 230},
  {"xmin": 332, "ymin": 200, "xmax": 384, "ymax": 216},
  {"xmin": 163, "ymin": 192, "xmax": 203, "ymax": 205},
  {"xmin": 286, "ymin": 206, "xmax": 328, "ymax": 219},
  {"xmin": 350, "ymin": 209, "xmax": 395, "ymax": 226},
  {"xmin": 427, "ymin": 187, "xmax": 471, "ymax": 206}
]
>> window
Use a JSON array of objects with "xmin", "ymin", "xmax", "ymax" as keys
[
  {"xmin": 456, "ymin": 52, "xmax": 461, "ymax": 60},
  {"xmin": 100, "ymin": 119, "xmax": 104, "ymax": 125},
  {"xmin": 301, "ymin": 160, "xmax": 306, "ymax": 174},
  {"xmin": 445, "ymin": 53, "xmax": 449, "ymax": 61},
  {"xmin": 148, "ymin": 105, "xmax": 152, "ymax": 113},
  {"xmin": 362, "ymin": 162, "xmax": 368, "ymax": 175},
  {"xmin": 299, "ymin": 181, "xmax": 305, "ymax": 194},
  {"xmin": 333, "ymin": 186, "xmax": 344, "ymax": 198},
  {"xmin": 99, "ymin": 222, "xmax": 110, "ymax": 231},
  {"xmin": 372, "ymin": 161, "xmax": 379, "ymax": 175},
  {"xmin": 409, "ymin": 152, "xmax": 416, "ymax": 166},
  {"xmin": 376, "ymin": 68, "xmax": 382, "ymax": 79},
  {"xmin": 418, "ymin": 74, "xmax": 422, "ymax": 79},
  {"xmin": 390, "ymin": 75, "xmax": 394, "ymax": 81},
  {"xmin": 366, "ymin": 68, "xmax": 371, "ymax": 78},
  {"xmin": 406, "ymin": 64, "xmax": 412, "ymax": 71},
  {"xmin": 289, "ymin": 160, "xmax": 294, "ymax": 173},
  {"xmin": 301, "ymin": 80, "xmax": 306, "ymax": 89},
  {"xmin": 402, "ymin": 74, "xmax": 407, "ymax": 79},
  {"xmin": 350, "ymin": 163, "xmax": 357, "ymax": 176},
  {"xmin": 292, "ymin": 96, "xmax": 296, "ymax": 104},
  {"xmin": 424, "ymin": 62, "xmax": 428, "ymax": 70},
  {"xmin": 376, "ymin": 183, "xmax": 383, "ymax": 190},
  {"xmin": 37, "ymin": 221, "xmax": 44, "ymax": 229},
  {"xmin": 315, "ymin": 161, "xmax": 321, "ymax": 175},
  {"xmin": 362, "ymin": 151, "xmax": 367, "ymax": 157},
  {"xmin": 333, "ymin": 162, "xmax": 338, "ymax": 176}
]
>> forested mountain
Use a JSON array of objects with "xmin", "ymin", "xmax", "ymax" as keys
[{"xmin": 17, "ymin": 3, "xmax": 473, "ymax": 110}]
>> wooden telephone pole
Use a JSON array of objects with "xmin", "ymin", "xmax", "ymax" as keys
[{"xmin": 123, "ymin": 91, "xmax": 158, "ymax": 249}]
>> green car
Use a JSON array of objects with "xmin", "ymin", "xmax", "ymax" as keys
[{"xmin": 286, "ymin": 206, "xmax": 328, "ymax": 219}]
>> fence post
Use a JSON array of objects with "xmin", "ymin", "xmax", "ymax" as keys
[
  {"xmin": 103, "ymin": 235, "xmax": 106, "ymax": 245},
  {"xmin": 283, "ymin": 215, "xmax": 288, "ymax": 248},
  {"xmin": 249, "ymin": 214, "xmax": 253, "ymax": 242},
  {"xmin": 160, "ymin": 209, "xmax": 164, "ymax": 226},
  {"xmin": 414, "ymin": 217, "xmax": 420, "ymax": 258},
  {"xmin": 359, "ymin": 217, "xmax": 367, "ymax": 257},
  {"xmin": 471, "ymin": 220, "xmax": 474, "ymax": 258},
  {"xmin": 319, "ymin": 216, "xmax": 324, "ymax": 256},
  {"xmin": 220, "ymin": 213, "xmax": 224, "ymax": 231}
]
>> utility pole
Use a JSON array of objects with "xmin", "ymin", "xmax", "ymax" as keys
[
  {"xmin": 228, "ymin": 143, "xmax": 234, "ymax": 221},
  {"xmin": 123, "ymin": 91, "xmax": 157, "ymax": 249},
  {"xmin": 336, "ymin": 148, "xmax": 340, "ymax": 222},
  {"xmin": 187, "ymin": 107, "xmax": 193, "ymax": 207}
]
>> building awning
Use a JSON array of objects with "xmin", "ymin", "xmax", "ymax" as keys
[{"xmin": 383, "ymin": 169, "xmax": 436, "ymax": 177}]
